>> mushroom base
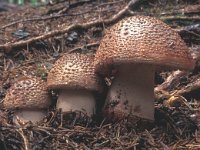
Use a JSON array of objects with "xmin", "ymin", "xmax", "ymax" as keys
[
  {"xmin": 14, "ymin": 110, "xmax": 47, "ymax": 125},
  {"xmin": 57, "ymin": 89, "xmax": 96, "ymax": 117},
  {"xmin": 104, "ymin": 64, "xmax": 155, "ymax": 121}
]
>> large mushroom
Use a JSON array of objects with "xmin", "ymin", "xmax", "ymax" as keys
[
  {"xmin": 3, "ymin": 76, "xmax": 51, "ymax": 124},
  {"xmin": 94, "ymin": 16, "xmax": 195, "ymax": 121},
  {"xmin": 47, "ymin": 53, "xmax": 102, "ymax": 117}
]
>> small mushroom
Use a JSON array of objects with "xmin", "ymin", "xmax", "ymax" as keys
[
  {"xmin": 47, "ymin": 53, "xmax": 102, "ymax": 117},
  {"xmin": 94, "ymin": 16, "xmax": 195, "ymax": 121},
  {"xmin": 3, "ymin": 76, "xmax": 51, "ymax": 124}
]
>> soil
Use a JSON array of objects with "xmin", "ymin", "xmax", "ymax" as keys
[{"xmin": 0, "ymin": 0, "xmax": 200, "ymax": 149}]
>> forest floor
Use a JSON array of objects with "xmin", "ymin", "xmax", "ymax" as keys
[{"xmin": 0, "ymin": 0, "xmax": 200, "ymax": 149}]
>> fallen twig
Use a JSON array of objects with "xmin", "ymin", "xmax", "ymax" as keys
[
  {"xmin": 68, "ymin": 42, "xmax": 99, "ymax": 53},
  {"xmin": 57, "ymin": 0, "xmax": 124, "ymax": 15},
  {"xmin": 0, "ymin": 12, "xmax": 92, "ymax": 30},
  {"xmin": 160, "ymin": 15, "xmax": 200, "ymax": 21},
  {"xmin": 176, "ymin": 78, "xmax": 200, "ymax": 96},
  {"xmin": 17, "ymin": 128, "xmax": 30, "ymax": 150},
  {"xmin": 154, "ymin": 69, "xmax": 200, "ymax": 100},
  {"xmin": 155, "ymin": 70, "xmax": 188, "ymax": 92},
  {"xmin": 160, "ymin": 4, "xmax": 200, "ymax": 16},
  {"xmin": 0, "ymin": 0, "xmax": 142, "ymax": 53},
  {"xmin": 47, "ymin": 0, "xmax": 92, "ymax": 14}
]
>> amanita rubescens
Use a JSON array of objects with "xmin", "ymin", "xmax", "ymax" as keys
[
  {"xmin": 3, "ymin": 76, "xmax": 51, "ymax": 124},
  {"xmin": 47, "ymin": 53, "xmax": 103, "ymax": 117},
  {"xmin": 94, "ymin": 15, "xmax": 195, "ymax": 121}
]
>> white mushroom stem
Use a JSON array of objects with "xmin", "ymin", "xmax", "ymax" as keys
[
  {"xmin": 57, "ymin": 89, "xmax": 96, "ymax": 116},
  {"xmin": 105, "ymin": 63, "xmax": 155, "ymax": 120},
  {"xmin": 14, "ymin": 110, "xmax": 46, "ymax": 124}
]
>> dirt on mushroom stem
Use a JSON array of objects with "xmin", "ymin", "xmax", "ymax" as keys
[{"xmin": 103, "ymin": 63, "xmax": 155, "ymax": 121}]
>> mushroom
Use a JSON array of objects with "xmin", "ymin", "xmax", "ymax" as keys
[
  {"xmin": 47, "ymin": 53, "xmax": 102, "ymax": 117},
  {"xmin": 94, "ymin": 16, "xmax": 195, "ymax": 121},
  {"xmin": 3, "ymin": 76, "xmax": 51, "ymax": 124}
]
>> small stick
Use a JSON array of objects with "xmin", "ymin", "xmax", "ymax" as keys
[
  {"xmin": 67, "ymin": 42, "xmax": 99, "ymax": 53},
  {"xmin": 160, "ymin": 16, "xmax": 200, "ymax": 21},
  {"xmin": 17, "ymin": 128, "xmax": 30, "ymax": 150}
]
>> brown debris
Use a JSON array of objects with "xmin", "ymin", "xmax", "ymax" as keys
[
  {"xmin": 0, "ymin": 0, "xmax": 142, "ymax": 53},
  {"xmin": 0, "ymin": 0, "xmax": 200, "ymax": 149}
]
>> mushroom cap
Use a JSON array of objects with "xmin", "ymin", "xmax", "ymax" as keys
[
  {"xmin": 3, "ymin": 76, "xmax": 51, "ymax": 110},
  {"xmin": 47, "ymin": 53, "xmax": 101, "ymax": 91},
  {"xmin": 94, "ymin": 15, "xmax": 195, "ymax": 74}
]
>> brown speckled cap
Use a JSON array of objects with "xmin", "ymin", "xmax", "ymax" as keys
[
  {"xmin": 94, "ymin": 15, "xmax": 195, "ymax": 74},
  {"xmin": 47, "ymin": 53, "xmax": 101, "ymax": 91},
  {"xmin": 3, "ymin": 76, "xmax": 51, "ymax": 110}
]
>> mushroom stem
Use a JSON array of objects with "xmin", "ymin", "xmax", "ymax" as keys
[
  {"xmin": 14, "ymin": 110, "xmax": 46, "ymax": 124},
  {"xmin": 104, "ymin": 64, "xmax": 155, "ymax": 120},
  {"xmin": 57, "ymin": 89, "xmax": 96, "ymax": 116}
]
